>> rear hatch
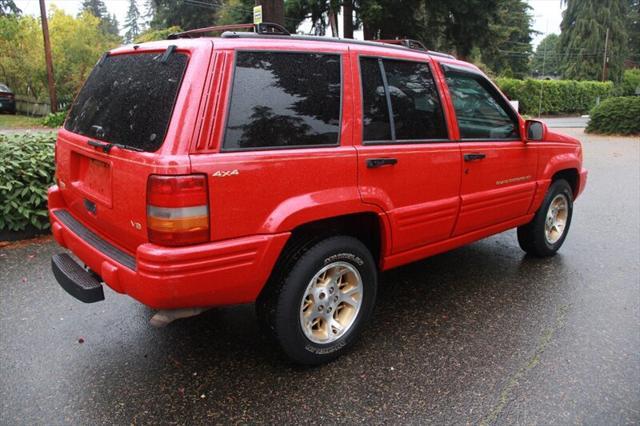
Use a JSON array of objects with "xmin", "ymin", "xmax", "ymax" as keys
[{"xmin": 55, "ymin": 41, "xmax": 211, "ymax": 253}]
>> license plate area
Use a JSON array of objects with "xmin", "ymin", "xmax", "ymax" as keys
[{"xmin": 70, "ymin": 151, "xmax": 112, "ymax": 206}]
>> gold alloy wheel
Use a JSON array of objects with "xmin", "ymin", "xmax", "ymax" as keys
[
  {"xmin": 545, "ymin": 193, "xmax": 569, "ymax": 244},
  {"xmin": 299, "ymin": 261, "xmax": 363, "ymax": 344}
]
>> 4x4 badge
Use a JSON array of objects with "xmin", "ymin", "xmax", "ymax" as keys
[{"xmin": 212, "ymin": 169, "xmax": 239, "ymax": 177}]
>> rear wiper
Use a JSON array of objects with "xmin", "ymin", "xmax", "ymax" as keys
[{"xmin": 87, "ymin": 139, "xmax": 143, "ymax": 153}]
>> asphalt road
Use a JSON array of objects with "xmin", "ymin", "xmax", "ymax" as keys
[
  {"xmin": 1, "ymin": 129, "xmax": 638, "ymax": 425},
  {"xmin": 539, "ymin": 116, "xmax": 589, "ymax": 129}
]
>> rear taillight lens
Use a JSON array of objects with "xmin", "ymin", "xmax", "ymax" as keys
[{"xmin": 146, "ymin": 174, "xmax": 210, "ymax": 246}]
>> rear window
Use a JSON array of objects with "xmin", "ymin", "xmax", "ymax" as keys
[
  {"xmin": 64, "ymin": 51, "xmax": 188, "ymax": 152},
  {"xmin": 223, "ymin": 51, "xmax": 342, "ymax": 151}
]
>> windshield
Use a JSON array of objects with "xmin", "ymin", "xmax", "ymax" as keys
[
  {"xmin": 0, "ymin": 84, "xmax": 10, "ymax": 92},
  {"xmin": 64, "ymin": 51, "xmax": 188, "ymax": 152}
]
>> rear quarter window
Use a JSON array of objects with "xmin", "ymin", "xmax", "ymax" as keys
[
  {"xmin": 64, "ymin": 51, "xmax": 188, "ymax": 152},
  {"xmin": 223, "ymin": 51, "xmax": 342, "ymax": 151}
]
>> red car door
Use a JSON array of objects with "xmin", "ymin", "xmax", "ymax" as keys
[
  {"xmin": 354, "ymin": 52, "xmax": 461, "ymax": 254},
  {"xmin": 440, "ymin": 64, "xmax": 537, "ymax": 236}
]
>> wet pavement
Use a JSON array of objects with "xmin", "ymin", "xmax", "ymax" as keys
[{"xmin": 1, "ymin": 129, "xmax": 638, "ymax": 425}]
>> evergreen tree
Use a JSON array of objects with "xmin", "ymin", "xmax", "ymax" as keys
[
  {"xmin": 559, "ymin": 0, "xmax": 629, "ymax": 81},
  {"xmin": 81, "ymin": 0, "xmax": 108, "ymax": 19},
  {"xmin": 480, "ymin": 0, "xmax": 534, "ymax": 78},
  {"xmin": 628, "ymin": 0, "xmax": 640, "ymax": 63},
  {"xmin": 150, "ymin": 0, "xmax": 218, "ymax": 30},
  {"xmin": 531, "ymin": 34, "xmax": 561, "ymax": 77},
  {"xmin": 124, "ymin": 0, "xmax": 142, "ymax": 43},
  {"xmin": 81, "ymin": 0, "xmax": 120, "ymax": 38},
  {"xmin": 0, "ymin": 0, "xmax": 20, "ymax": 16}
]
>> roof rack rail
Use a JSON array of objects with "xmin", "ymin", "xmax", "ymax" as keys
[
  {"xmin": 168, "ymin": 22, "xmax": 290, "ymax": 40},
  {"xmin": 377, "ymin": 38, "xmax": 455, "ymax": 59},
  {"xmin": 377, "ymin": 39, "xmax": 427, "ymax": 51}
]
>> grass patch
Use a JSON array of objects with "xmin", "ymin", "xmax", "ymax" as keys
[{"xmin": 0, "ymin": 114, "xmax": 45, "ymax": 129}]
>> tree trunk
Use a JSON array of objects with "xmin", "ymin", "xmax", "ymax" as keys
[
  {"xmin": 363, "ymin": 23, "xmax": 375, "ymax": 40},
  {"xmin": 343, "ymin": 1, "xmax": 353, "ymax": 39},
  {"xmin": 255, "ymin": 0, "xmax": 284, "ymax": 26}
]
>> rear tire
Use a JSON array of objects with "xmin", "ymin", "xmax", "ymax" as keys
[
  {"xmin": 257, "ymin": 236, "xmax": 377, "ymax": 365},
  {"xmin": 517, "ymin": 179, "xmax": 573, "ymax": 257}
]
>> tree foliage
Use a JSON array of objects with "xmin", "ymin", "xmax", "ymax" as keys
[
  {"xmin": 124, "ymin": 0, "xmax": 143, "ymax": 43},
  {"xmin": 217, "ymin": 0, "xmax": 254, "ymax": 26},
  {"xmin": 531, "ymin": 34, "xmax": 561, "ymax": 77},
  {"xmin": 0, "ymin": 0, "xmax": 20, "ymax": 16},
  {"xmin": 0, "ymin": 7, "xmax": 120, "ymax": 101},
  {"xmin": 149, "ymin": 0, "xmax": 218, "ymax": 30},
  {"xmin": 559, "ymin": 0, "xmax": 629, "ymax": 82},
  {"xmin": 81, "ymin": 0, "xmax": 120, "ymax": 38},
  {"xmin": 628, "ymin": 0, "xmax": 640, "ymax": 63}
]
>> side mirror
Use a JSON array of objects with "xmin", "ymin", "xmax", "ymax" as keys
[{"xmin": 525, "ymin": 120, "xmax": 546, "ymax": 141}]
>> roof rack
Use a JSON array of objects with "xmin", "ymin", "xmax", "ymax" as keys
[
  {"xmin": 377, "ymin": 39, "xmax": 427, "ymax": 51},
  {"xmin": 377, "ymin": 39, "xmax": 455, "ymax": 59},
  {"xmin": 168, "ymin": 22, "xmax": 290, "ymax": 40}
]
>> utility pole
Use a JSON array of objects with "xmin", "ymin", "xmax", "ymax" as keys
[
  {"xmin": 538, "ymin": 41, "xmax": 547, "ymax": 117},
  {"xmin": 601, "ymin": 27, "xmax": 609, "ymax": 82},
  {"xmin": 38, "ymin": 0, "xmax": 57, "ymax": 113},
  {"xmin": 255, "ymin": 0, "xmax": 284, "ymax": 26},
  {"xmin": 538, "ymin": 18, "xmax": 549, "ymax": 118}
]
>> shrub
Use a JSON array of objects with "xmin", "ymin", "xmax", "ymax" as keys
[
  {"xmin": 614, "ymin": 69, "xmax": 640, "ymax": 97},
  {"xmin": 0, "ymin": 132, "xmax": 56, "ymax": 232},
  {"xmin": 495, "ymin": 78, "xmax": 614, "ymax": 115},
  {"xmin": 42, "ymin": 111, "xmax": 67, "ymax": 128},
  {"xmin": 586, "ymin": 97, "xmax": 640, "ymax": 135}
]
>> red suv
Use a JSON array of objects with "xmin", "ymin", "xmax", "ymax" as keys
[{"xmin": 49, "ymin": 24, "xmax": 587, "ymax": 364}]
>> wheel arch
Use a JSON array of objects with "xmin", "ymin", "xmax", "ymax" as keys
[{"xmin": 551, "ymin": 168, "xmax": 580, "ymax": 198}]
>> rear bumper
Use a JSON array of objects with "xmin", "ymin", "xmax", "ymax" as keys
[{"xmin": 48, "ymin": 186, "xmax": 289, "ymax": 309}]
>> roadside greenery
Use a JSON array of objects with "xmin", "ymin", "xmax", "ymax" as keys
[
  {"xmin": 614, "ymin": 69, "xmax": 640, "ymax": 96},
  {"xmin": 496, "ymin": 78, "xmax": 614, "ymax": 115},
  {"xmin": 586, "ymin": 97, "xmax": 640, "ymax": 135},
  {"xmin": 0, "ymin": 8, "xmax": 120, "ymax": 102},
  {"xmin": 0, "ymin": 132, "xmax": 56, "ymax": 232},
  {"xmin": 41, "ymin": 111, "xmax": 67, "ymax": 128}
]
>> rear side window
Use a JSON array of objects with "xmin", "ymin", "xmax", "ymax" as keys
[
  {"xmin": 64, "ymin": 51, "xmax": 188, "ymax": 152},
  {"xmin": 361, "ymin": 57, "xmax": 447, "ymax": 143},
  {"xmin": 224, "ymin": 51, "xmax": 342, "ymax": 151}
]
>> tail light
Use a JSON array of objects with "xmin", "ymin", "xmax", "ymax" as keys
[{"xmin": 146, "ymin": 174, "xmax": 210, "ymax": 246}]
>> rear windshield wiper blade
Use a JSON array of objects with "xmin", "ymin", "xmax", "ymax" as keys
[{"xmin": 87, "ymin": 139, "xmax": 143, "ymax": 153}]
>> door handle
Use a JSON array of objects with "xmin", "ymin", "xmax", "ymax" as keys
[
  {"xmin": 463, "ymin": 153, "xmax": 486, "ymax": 162},
  {"xmin": 366, "ymin": 158, "xmax": 398, "ymax": 168}
]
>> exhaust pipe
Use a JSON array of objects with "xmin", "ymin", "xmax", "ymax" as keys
[{"xmin": 150, "ymin": 307, "xmax": 209, "ymax": 327}]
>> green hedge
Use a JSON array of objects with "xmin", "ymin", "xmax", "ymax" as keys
[
  {"xmin": 495, "ymin": 78, "xmax": 614, "ymax": 115},
  {"xmin": 586, "ymin": 97, "xmax": 640, "ymax": 135},
  {"xmin": 614, "ymin": 69, "xmax": 640, "ymax": 97},
  {"xmin": 0, "ymin": 132, "xmax": 56, "ymax": 232}
]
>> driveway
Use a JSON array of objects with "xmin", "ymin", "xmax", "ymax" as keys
[{"xmin": 1, "ymin": 129, "xmax": 638, "ymax": 424}]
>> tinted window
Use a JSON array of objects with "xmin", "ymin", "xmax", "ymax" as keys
[
  {"xmin": 361, "ymin": 58, "xmax": 391, "ymax": 141},
  {"xmin": 224, "ymin": 51, "xmax": 341, "ymax": 150},
  {"xmin": 445, "ymin": 72, "xmax": 518, "ymax": 139},
  {"xmin": 383, "ymin": 60, "xmax": 447, "ymax": 140},
  {"xmin": 65, "ymin": 52, "xmax": 188, "ymax": 152}
]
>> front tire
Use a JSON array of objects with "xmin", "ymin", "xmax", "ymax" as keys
[
  {"xmin": 517, "ymin": 179, "xmax": 573, "ymax": 257},
  {"xmin": 259, "ymin": 236, "xmax": 377, "ymax": 365}
]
